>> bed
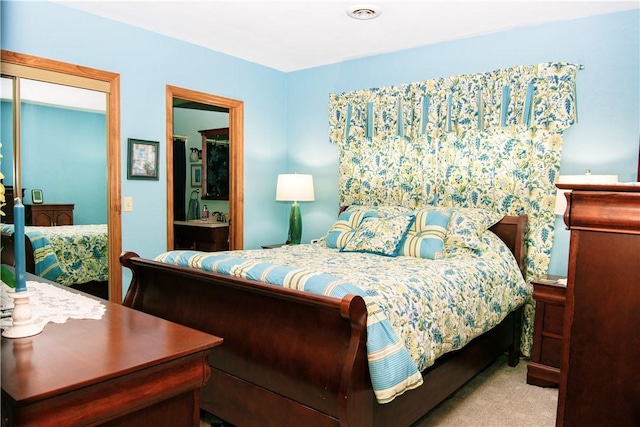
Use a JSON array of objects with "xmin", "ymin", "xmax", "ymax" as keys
[
  {"xmin": 121, "ymin": 206, "xmax": 529, "ymax": 427},
  {"xmin": 1, "ymin": 224, "xmax": 109, "ymax": 299}
]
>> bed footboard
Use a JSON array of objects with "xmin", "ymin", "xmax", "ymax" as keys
[{"xmin": 121, "ymin": 252, "xmax": 374, "ymax": 427}]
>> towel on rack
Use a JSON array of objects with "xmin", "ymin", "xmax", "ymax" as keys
[{"xmin": 187, "ymin": 198, "xmax": 200, "ymax": 220}]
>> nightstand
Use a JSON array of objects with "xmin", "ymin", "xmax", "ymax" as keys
[
  {"xmin": 527, "ymin": 274, "xmax": 567, "ymax": 387},
  {"xmin": 261, "ymin": 243, "xmax": 287, "ymax": 249}
]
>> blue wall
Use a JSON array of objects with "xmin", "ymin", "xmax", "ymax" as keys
[
  {"xmin": 1, "ymin": 0, "xmax": 288, "ymax": 263},
  {"xmin": 1, "ymin": 101, "xmax": 107, "ymax": 224},
  {"xmin": 2, "ymin": 1, "xmax": 638, "ymax": 285}
]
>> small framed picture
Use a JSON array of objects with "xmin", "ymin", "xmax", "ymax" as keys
[
  {"xmin": 127, "ymin": 138, "xmax": 159, "ymax": 180},
  {"xmin": 31, "ymin": 189, "xmax": 43, "ymax": 204},
  {"xmin": 191, "ymin": 165, "xmax": 202, "ymax": 187}
]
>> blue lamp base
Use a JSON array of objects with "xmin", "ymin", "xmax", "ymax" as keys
[{"xmin": 287, "ymin": 202, "xmax": 302, "ymax": 244}]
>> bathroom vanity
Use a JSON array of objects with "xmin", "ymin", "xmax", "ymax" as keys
[{"xmin": 174, "ymin": 220, "xmax": 229, "ymax": 252}]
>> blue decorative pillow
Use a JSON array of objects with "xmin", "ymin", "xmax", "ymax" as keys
[
  {"xmin": 398, "ymin": 208, "xmax": 452, "ymax": 259},
  {"xmin": 324, "ymin": 208, "xmax": 380, "ymax": 249},
  {"xmin": 341, "ymin": 214, "xmax": 415, "ymax": 257}
]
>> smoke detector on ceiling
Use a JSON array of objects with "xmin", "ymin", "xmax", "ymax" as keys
[{"xmin": 346, "ymin": 5, "xmax": 382, "ymax": 20}]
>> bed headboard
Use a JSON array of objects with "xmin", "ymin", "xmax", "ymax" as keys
[{"xmin": 489, "ymin": 215, "xmax": 528, "ymax": 278}]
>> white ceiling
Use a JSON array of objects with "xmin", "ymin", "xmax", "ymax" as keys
[{"xmin": 56, "ymin": 0, "xmax": 639, "ymax": 72}]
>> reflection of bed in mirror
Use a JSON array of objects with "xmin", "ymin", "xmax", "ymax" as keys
[{"xmin": 1, "ymin": 224, "xmax": 109, "ymax": 299}]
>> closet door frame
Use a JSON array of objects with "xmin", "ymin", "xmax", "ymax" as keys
[{"xmin": 1, "ymin": 50, "xmax": 122, "ymax": 302}]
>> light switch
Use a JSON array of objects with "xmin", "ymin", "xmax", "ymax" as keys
[{"xmin": 124, "ymin": 197, "xmax": 133, "ymax": 212}]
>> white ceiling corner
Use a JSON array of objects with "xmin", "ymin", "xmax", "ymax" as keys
[{"xmin": 54, "ymin": 0, "xmax": 640, "ymax": 72}]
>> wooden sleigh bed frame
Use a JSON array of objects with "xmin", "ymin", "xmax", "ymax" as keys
[
  {"xmin": 1, "ymin": 232, "xmax": 109, "ymax": 299},
  {"xmin": 120, "ymin": 214, "xmax": 527, "ymax": 427}
]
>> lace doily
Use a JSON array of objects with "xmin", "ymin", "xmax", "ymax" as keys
[{"xmin": 1, "ymin": 280, "xmax": 106, "ymax": 330}]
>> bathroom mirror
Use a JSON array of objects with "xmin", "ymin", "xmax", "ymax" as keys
[{"xmin": 200, "ymin": 127, "xmax": 229, "ymax": 200}]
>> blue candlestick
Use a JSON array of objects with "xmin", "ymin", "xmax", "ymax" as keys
[{"xmin": 14, "ymin": 198, "xmax": 27, "ymax": 292}]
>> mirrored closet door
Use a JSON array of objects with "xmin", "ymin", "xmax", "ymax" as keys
[{"xmin": 1, "ymin": 51, "xmax": 121, "ymax": 301}]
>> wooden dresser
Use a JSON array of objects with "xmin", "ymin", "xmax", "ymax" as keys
[
  {"xmin": 26, "ymin": 203, "xmax": 74, "ymax": 226},
  {"xmin": 556, "ymin": 184, "xmax": 640, "ymax": 426},
  {"xmin": 1, "ymin": 272, "xmax": 223, "ymax": 426}
]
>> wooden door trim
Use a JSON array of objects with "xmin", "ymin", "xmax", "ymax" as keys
[{"xmin": 166, "ymin": 85, "xmax": 244, "ymax": 250}]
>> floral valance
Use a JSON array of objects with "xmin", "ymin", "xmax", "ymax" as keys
[{"xmin": 329, "ymin": 62, "xmax": 578, "ymax": 145}]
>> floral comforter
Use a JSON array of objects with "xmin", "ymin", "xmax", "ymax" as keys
[
  {"xmin": 1, "ymin": 224, "xmax": 108, "ymax": 286},
  {"xmin": 156, "ymin": 230, "xmax": 529, "ymax": 402}
]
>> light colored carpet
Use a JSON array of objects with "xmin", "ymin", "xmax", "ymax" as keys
[
  {"xmin": 411, "ymin": 355, "xmax": 558, "ymax": 426},
  {"xmin": 201, "ymin": 355, "xmax": 558, "ymax": 427}
]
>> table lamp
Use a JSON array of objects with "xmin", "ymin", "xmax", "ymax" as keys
[{"xmin": 276, "ymin": 174, "xmax": 315, "ymax": 244}]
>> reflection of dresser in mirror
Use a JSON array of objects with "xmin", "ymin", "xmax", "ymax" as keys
[
  {"xmin": 26, "ymin": 203, "xmax": 74, "ymax": 226},
  {"xmin": 199, "ymin": 128, "xmax": 229, "ymax": 200}
]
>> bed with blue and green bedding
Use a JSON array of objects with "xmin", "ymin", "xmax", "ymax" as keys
[
  {"xmin": 1, "ymin": 224, "xmax": 108, "ymax": 299},
  {"xmin": 120, "ymin": 207, "xmax": 528, "ymax": 427}
]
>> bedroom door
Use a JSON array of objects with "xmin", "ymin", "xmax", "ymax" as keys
[{"xmin": 1, "ymin": 51, "xmax": 122, "ymax": 302}]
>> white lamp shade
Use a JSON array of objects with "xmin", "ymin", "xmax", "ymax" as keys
[
  {"xmin": 276, "ymin": 174, "xmax": 315, "ymax": 202},
  {"xmin": 554, "ymin": 173, "xmax": 618, "ymax": 215}
]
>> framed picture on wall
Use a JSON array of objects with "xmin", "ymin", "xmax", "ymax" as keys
[
  {"xmin": 191, "ymin": 165, "xmax": 202, "ymax": 187},
  {"xmin": 31, "ymin": 189, "xmax": 43, "ymax": 204},
  {"xmin": 127, "ymin": 138, "xmax": 159, "ymax": 180}
]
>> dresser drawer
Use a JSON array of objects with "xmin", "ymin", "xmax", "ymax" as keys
[
  {"xmin": 540, "ymin": 335, "xmax": 563, "ymax": 368},
  {"xmin": 527, "ymin": 275, "xmax": 566, "ymax": 387},
  {"xmin": 542, "ymin": 303, "xmax": 564, "ymax": 336}
]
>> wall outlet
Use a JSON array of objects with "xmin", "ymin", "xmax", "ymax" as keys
[{"xmin": 124, "ymin": 196, "xmax": 133, "ymax": 212}]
